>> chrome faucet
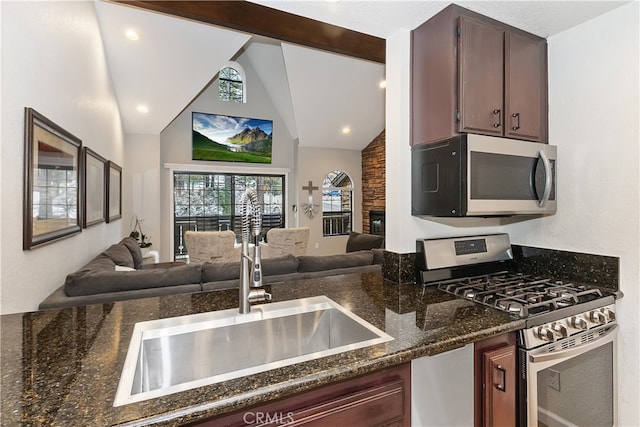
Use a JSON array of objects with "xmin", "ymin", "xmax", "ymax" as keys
[{"xmin": 239, "ymin": 188, "xmax": 271, "ymax": 314}]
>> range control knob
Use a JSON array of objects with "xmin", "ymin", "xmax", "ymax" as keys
[
  {"xmin": 570, "ymin": 316, "xmax": 588, "ymax": 330},
  {"xmin": 535, "ymin": 326, "xmax": 555, "ymax": 342},
  {"xmin": 590, "ymin": 310, "xmax": 607, "ymax": 325},
  {"xmin": 552, "ymin": 322, "xmax": 568, "ymax": 338},
  {"xmin": 605, "ymin": 309, "xmax": 616, "ymax": 322}
]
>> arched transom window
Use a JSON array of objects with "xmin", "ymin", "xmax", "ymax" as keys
[
  {"xmin": 322, "ymin": 170, "xmax": 352, "ymax": 236},
  {"xmin": 219, "ymin": 66, "xmax": 244, "ymax": 103}
]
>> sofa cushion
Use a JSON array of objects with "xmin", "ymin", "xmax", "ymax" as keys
[
  {"xmin": 41, "ymin": 283, "xmax": 202, "ymax": 310},
  {"xmin": 119, "ymin": 237, "xmax": 143, "ymax": 269},
  {"xmin": 372, "ymin": 248, "xmax": 385, "ymax": 265},
  {"xmin": 201, "ymin": 261, "xmax": 241, "ymax": 282},
  {"xmin": 64, "ymin": 263, "xmax": 202, "ymax": 296},
  {"xmin": 261, "ymin": 254, "xmax": 299, "ymax": 276},
  {"xmin": 75, "ymin": 253, "xmax": 117, "ymax": 273},
  {"xmin": 345, "ymin": 232, "xmax": 384, "ymax": 252},
  {"xmin": 102, "ymin": 243, "xmax": 134, "ymax": 268},
  {"xmin": 298, "ymin": 251, "xmax": 374, "ymax": 273}
]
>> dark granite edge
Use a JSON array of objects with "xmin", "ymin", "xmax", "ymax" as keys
[
  {"xmin": 382, "ymin": 250, "xmax": 416, "ymax": 284},
  {"xmin": 126, "ymin": 319, "xmax": 525, "ymax": 427}
]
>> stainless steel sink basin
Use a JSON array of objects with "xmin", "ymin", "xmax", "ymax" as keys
[{"xmin": 114, "ymin": 296, "xmax": 393, "ymax": 406}]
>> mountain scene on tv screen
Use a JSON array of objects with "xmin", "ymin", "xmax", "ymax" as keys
[{"xmin": 192, "ymin": 113, "xmax": 273, "ymax": 164}]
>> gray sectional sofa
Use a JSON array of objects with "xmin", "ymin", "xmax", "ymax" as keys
[{"xmin": 39, "ymin": 233, "xmax": 385, "ymax": 310}]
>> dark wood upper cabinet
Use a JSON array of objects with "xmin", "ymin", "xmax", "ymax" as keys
[
  {"xmin": 411, "ymin": 4, "xmax": 548, "ymax": 145},
  {"xmin": 458, "ymin": 17, "xmax": 505, "ymax": 137},
  {"xmin": 504, "ymin": 32, "xmax": 548, "ymax": 142}
]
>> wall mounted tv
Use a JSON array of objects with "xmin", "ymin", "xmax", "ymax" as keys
[{"xmin": 192, "ymin": 112, "xmax": 273, "ymax": 164}]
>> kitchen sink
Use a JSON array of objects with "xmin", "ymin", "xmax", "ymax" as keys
[{"xmin": 113, "ymin": 296, "xmax": 393, "ymax": 406}]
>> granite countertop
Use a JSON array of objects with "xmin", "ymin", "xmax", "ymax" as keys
[{"xmin": 0, "ymin": 273, "xmax": 523, "ymax": 426}]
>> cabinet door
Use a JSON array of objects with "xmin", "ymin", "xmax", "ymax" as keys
[
  {"xmin": 483, "ymin": 345, "xmax": 516, "ymax": 427},
  {"xmin": 458, "ymin": 16, "xmax": 504, "ymax": 136},
  {"xmin": 191, "ymin": 363, "xmax": 411, "ymax": 427},
  {"xmin": 505, "ymin": 32, "xmax": 548, "ymax": 142}
]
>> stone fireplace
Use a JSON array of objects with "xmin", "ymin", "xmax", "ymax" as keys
[
  {"xmin": 362, "ymin": 130, "xmax": 385, "ymax": 234},
  {"xmin": 369, "ymin": 211, "xmax": 385, "ymax": 236}
]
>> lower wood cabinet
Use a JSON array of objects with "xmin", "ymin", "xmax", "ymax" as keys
[
  {"xmin": 474, "ymin": 333, "xmax": 517, "ymax": 427},
  {"xmin": 189, "ymin": 363, "xmax": 411, "ymax": 426}
]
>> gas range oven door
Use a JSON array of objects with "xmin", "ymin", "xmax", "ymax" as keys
[{"xmin": 519, "ymin": 324, "xmax": 617, "ymax": 427}]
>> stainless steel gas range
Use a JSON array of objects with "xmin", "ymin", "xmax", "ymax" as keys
[{"xmin": 417, "ymin": 234, "xmax": 618, "ymax": 427}]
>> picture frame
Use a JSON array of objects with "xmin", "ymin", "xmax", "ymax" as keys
[
  {"xmin": 23, "ymin": 107, "xmax": 82, "ymax": 250},
  {"xmin": 82, "ymin": 147, "xmax": 107, "ymax": 228},
  {"xmin": 106, "ymin": 161, "xmax": 122, "ymax": 223}
]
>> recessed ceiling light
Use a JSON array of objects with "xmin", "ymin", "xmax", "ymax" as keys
[
  {"xmin": 126, "ymin": 29, "xmax": 140, "ymax": 41},
  {"xmin": 341, "ymin": 126, "xmax": 351, "ymax": 135},
  {"xmin": 136, "ymin": 104, "xmax": 148, "ymax": 114},
  {"xmin": 379, "ymin": 80, "xmax": 387, "ymax": 89}
]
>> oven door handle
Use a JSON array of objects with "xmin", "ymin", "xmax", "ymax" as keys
[{"xmin": 529, "ymin": 324, "xmax": 617, "ymax": 363}]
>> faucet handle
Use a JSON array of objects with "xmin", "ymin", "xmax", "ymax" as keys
[{"xmin": 247, "ymin": 288, "xmax": 271, "ymax": 303}]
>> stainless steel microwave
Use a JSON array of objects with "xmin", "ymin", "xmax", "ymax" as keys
[{"xmin": 411, "ymin": 134, "xmax": 557, "ymax": 217}]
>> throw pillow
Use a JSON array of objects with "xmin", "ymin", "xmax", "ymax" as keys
[
  {"xmin": 102, "ymin": 244, "xmax": 134, "ymax": 268},
  {"xmin": 119, "ymin": 237, "xmax": 143, "ymax": 269}
]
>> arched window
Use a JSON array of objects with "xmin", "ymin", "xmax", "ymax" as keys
[
  {"xmin": 322, "ymin": 170, "xmax": 352, "ymax": 236},
  {"xmin": 218, "ymin": 63, "xmax": 245, "ymax": 103}
]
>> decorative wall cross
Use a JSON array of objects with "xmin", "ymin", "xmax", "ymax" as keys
[{"xmin": 301, "ymin": 180, "xmax": 320, "ymax": 219}]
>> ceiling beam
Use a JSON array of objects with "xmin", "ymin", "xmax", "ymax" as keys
[{"xmin": 114, "ymin": 1, "xmax": 386, "ymax": 63}]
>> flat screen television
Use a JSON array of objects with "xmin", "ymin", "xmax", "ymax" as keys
[{"xmin": 192, "ymin": 112, "xmax": 273, "ymax": 164}]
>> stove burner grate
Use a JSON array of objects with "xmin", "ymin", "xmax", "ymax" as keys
[{"xmin": 431, "ymin": 272, "xmax": 604, "ymax": 318}]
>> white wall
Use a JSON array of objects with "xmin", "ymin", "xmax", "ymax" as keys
[
  {"xmin": 122, "ymin": 133, "xmax": 161, "ymax": 255},
  {"xmin": 297, "ymin": 147, "xmax": 362, "ymax": 255},
  {"xmin": 0, "ymin": 1, "xmax": 124, "ymax": 314},
  {"xmin": 159, "ymin": 54, "xmax": 296, "ymax": 261},
  {"xmin": 387, "ymin": 4, "xmax": 639, "ymax": 425},
  {"xmin": 505, "ymin": 4, "xmax": 640, "ymax": 424},
  {"xmin": 385, "ymin": 29, "xmax": 504, "ymax": 255}
]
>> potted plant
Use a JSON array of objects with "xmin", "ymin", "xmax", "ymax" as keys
[{"xmin": 130, "ymin": 217, "xmax": 152, "ymax": 255}]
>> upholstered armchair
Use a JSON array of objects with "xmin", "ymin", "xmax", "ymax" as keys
[
  {"xmin": 260, "ymin": 227, "xmax": 310, "ymax": 259},
  {"xmin": 184, "ymin": 230, "xmax": 241, "ymax": 264}
]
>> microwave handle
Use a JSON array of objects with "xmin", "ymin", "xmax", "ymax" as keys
[{"xmin": 538, "ymin": 150, "xmax": 553, "ymax": 208}]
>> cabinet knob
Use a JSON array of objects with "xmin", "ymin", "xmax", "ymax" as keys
[
  {"xmin": 492, "ymin": 109, "xmax": 501, "ymax": 128},
  {"xmin": 496, "ymin": 365, "xmax": 507, "ymax": 392},
  {"xmin": 512, "ymin": 112, "xmax": 520, "ymax": 130}
]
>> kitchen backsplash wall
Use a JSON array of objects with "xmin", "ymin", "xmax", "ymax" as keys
[
  {"xmin": 511, "ymin": 245, "xmax": 619, "ymax": 291},
  {"xmin": 382, "ymin": 246, "xmax": 619, "ymax": 292}
]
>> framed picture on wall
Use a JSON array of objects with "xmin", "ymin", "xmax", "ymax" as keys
[
  {"xmin": 106, "ymin": 161, "xmax": 122, "ymax": 222},
  {"xmin": 82, "ymin": 148, "xmax": 107, "ymax": 228},
  {"xmin": 23, "ymin": 107, "xmax": 82, "ymax": 250}
]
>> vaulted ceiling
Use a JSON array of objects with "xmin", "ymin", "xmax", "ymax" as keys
[{"xmin": 94, "ymin": 0, "xmax": 627, "ymax": 150}]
